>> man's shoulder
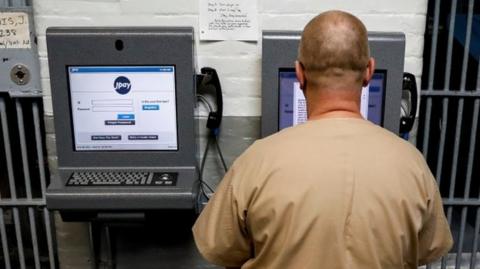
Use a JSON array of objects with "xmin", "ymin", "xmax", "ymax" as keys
[
  {"xmin": 257, "ymin": 118, "xmax": 412, "ymax": 146},
  {"xmin": 373, "ymin": 124, "xmax": 424, "ymax": 158},
  {"xmin": 243, "ymin": 127, "xmax": 298, "ymax": 157},
  {"xmin": 237, "ymin": 118, "xmax": 426, "ymax": 168},
  {"xmin": 230, "ymin": 131, "xmax": 292, "ymax": 171}
]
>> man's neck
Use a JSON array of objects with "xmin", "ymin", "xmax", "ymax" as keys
[
  {"xmin": 305, "ymin": 87, "xmax": 364, "ymax": 121},
  {"xmin": 309, "ymin": 110, "xmax": 363, "ymax": 120}
]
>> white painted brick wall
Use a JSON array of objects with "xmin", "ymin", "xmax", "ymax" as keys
[{"xmin": 33, "ymin": 0, "xmax": 428, "ymax": 117}]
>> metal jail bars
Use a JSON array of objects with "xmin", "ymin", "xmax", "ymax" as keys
[
  {"xmin": 419, "ymin": 0, "xmax": 480, "ymax": 268},
  {"xmin": 0, "ymin": 96, "xmax": 56, "ymax": 269}
]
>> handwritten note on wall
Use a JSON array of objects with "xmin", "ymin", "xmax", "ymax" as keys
[
  {"xmin": 199, "ymin": 0, "xmax": 258, "ymax": 41},
  {"xmin": 0, "ymin": 12, "xmax": 31, "ymax": 49}
]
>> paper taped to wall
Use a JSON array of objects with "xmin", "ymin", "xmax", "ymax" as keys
[{"xmin": 199, "ymin": 0, "xmax": 258, "ymax": 41}]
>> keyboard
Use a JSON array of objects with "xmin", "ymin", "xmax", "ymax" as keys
[{"xmin": 66, "ymin": 172, "xmax": 178, "ymax": 187}]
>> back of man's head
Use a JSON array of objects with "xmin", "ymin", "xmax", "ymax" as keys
[{"xmin": 298, "ymin": 10, "xmax": 370, "ymax": 89}]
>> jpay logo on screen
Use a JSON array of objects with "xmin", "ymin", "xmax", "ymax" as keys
[{"xmin": 114, "ymin": 76, "xmax": 131, "ymax": 95}]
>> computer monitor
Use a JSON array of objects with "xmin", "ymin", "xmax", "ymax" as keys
[
  {"xmin": 68, "ymin": 65, "xmax": 178, "ymax": 151},
  {"xmin": 46, "ymin": 27, "xmax": 198, "ymax": 213},
  {"xmin": 261, "ymin": 31, "xmax": 406, "ymax": 137},
  {"xmin": 278, "ymin": 69, "xmax": 386, "ymax": 130}
]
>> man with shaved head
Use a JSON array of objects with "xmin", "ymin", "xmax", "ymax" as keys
[{"xmin": 193, "ymin": 10, "xmax": 452, "ymax": 269}]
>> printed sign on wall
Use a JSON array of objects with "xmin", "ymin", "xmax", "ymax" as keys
[{"xmin": 199, "ymin": 0, "xmax": 258, "ymax": 41}]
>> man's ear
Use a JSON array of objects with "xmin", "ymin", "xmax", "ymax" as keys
[
  {"xmin": 362, "ymin": 58, "xmax": 375, "ymax": 87},
  {"xmin": 295, "ymin": 61, "xmax": 306, "ymax": 90}
]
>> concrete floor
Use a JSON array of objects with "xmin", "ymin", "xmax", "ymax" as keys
[{"xmin": 113, "ymin": 211, "xmax": 221, "ymax": 269}]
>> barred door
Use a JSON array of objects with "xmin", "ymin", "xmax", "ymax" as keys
[
  {"xmin": 419, "ymin": 0, "xmax": 480, "ymax": 268},
  {"xmin": 0, "ymin": 97, "xmax": 57, "ymax": 269}
]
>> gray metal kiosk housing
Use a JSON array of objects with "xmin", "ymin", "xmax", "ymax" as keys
[
  {"xmin": 261, "ymin": 31, "xmax": 406, "ymax": 137},
  {"xmin": 46, "ymin": 27, "xmax": 199, "ymax": 214}
]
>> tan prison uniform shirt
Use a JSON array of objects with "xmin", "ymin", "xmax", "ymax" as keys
[{"xmin": 193, "ymin": 118, "xmax": 453, "ymax": 269}]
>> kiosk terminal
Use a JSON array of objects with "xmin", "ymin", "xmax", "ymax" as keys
[
  {"xmin": 261, "ymin": 31, "xmax": 406, "ymax": 137},
  {"xmin": 46, "ymin": 27, "xmax": 199, "ymax": 218}
]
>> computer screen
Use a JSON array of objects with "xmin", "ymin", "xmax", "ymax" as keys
[
  {"xmin": 278, "ymin": 69, "xmax": 386, "ymax": 130},
  {"xmin": 68, "ymin": 66, "xmax": 178, "ymax": 151}
]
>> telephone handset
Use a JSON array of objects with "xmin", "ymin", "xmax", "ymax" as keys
[
  {"xmin": 197, "ymin": 67, "xmax": 223, "ymax": 133},
  {"xmin": 400, "ymin": 72, "xmax": 418, "ymax": 134}
]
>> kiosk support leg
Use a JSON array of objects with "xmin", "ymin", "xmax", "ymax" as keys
[
  {"xmin": 89, "ymin": 222, "xmax": 116, "ymax": 269},
  {"xmin": 89, "ymin": 222, "xmax": 100, "ymax": 269},
  {"xmin": 105, "ymin": 225, "xmax": 116, "ymax": 269}
]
